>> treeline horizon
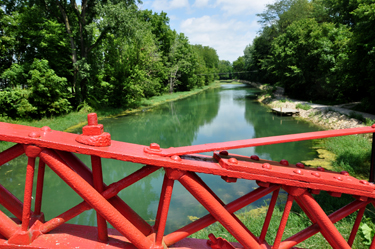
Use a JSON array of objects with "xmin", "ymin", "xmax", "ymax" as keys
[
  {"xmin": 233, "ymin": 0, "xmax": 375, "ymax": 113},
  {"xmin": 0, "ymin": 0, "xmax": 228, "ymax": 120}
]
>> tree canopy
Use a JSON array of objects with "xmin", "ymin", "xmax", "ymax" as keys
[
  {"xmin": 0, "ymin": 1, "xmax": 221, "ymax": 119},
  {"xmin": 235, "ymin": 0, "xmax": 375, "ymax": 112}
]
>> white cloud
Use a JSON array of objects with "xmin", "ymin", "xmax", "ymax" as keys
[
  {"xmin": 180, "ymin": 15, "xmax": 260, "ymax": 62},
  {"xmin": 215, "ymin": 0, "xmax": 271, "ymax": 16},
  {"xmin": 152, "ymin": 0, "xmax": 190, "ymax": 10},
  {"xmin": 192, "ymin": 0, "xmax": 210, "ymax": 8}
]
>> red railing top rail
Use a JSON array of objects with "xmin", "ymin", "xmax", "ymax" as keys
[
  {"xmin": 145, "ymin": 125, "xmax": 375, "ymax": 156},
  {"xmin": 1, "ymin": 122, "xmax": 374, "ymax": 158}
]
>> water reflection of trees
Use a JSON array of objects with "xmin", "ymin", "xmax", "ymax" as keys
[
  {"xmin": 243, "ymin": 99, "xmax": 319, "ymax": 163},
  {"xmin": 102, "ymin": 88, "xmax": 221, "ymax": 148}
]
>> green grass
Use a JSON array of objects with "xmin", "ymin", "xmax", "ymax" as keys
[
  {"xmin": 189, "ymin": 125, "xmax": 374, "ymax": 248},
  {"xmin": 296, "ymin": 103, "xmax": 312, "ymax": 110},
  {"xmin": 322, "ymin": 135, "xmax": 372, "ymax": 179},
  {"xmin": 190, "ymin": 193, "xmax": 369, "ymax": 248}
]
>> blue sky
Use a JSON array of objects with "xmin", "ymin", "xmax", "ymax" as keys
[{"xmin": 139, "ymin": 0, "xmax": 275, "ymax": 63}]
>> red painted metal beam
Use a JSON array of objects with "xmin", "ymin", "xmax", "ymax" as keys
[
  {"xmin": 164, "ymin": 184, "xmax": 277, "ymax": 246},
  {"xmin": 145, "ymin": 126, "xmax": 375, "ymax": 156},
  {"xmin": 0, "ymin": 143, "xmax": 24, "ymax": 166},
  {"xmin": 0, "ymin": 210, "xmax": 19, "ymax": 239},
  {"xmin": 279, "ymin": 199, "xmax": 368, "ymax": 249},
  {"xmin": 296, "ymin": 191, "xmax": 352, "ymax": 249},
  {"xmin": 0, "ymin": 184, "xmax": 23, "ymax": 220},
  {"xmin": 178, "ymin": 171, "xmax": 262, "ymax": 249},
  {"xmin": 55, "ymin": 150, "xmax": 154, "ymax": 236},
  {"xmin": 39, "ymin": 148, "xmax": 154, "ymax": 249}
]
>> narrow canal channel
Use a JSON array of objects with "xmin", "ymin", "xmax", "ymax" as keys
[{"xmin": 0, "ymin": 83, "xmax": 320, "ymax": 234}]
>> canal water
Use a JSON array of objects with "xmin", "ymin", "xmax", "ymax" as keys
[{"xmin": 0, "ymin": 83, "xmax": 320, "ymax": 234}]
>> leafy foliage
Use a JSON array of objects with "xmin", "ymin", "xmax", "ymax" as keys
[
  {"xmin": 0, "ymin": 2, "xmax": 221, "ymax": 119},
  {"xmin": 27, "ymin": 59, "xmax": 72, "ymax": 117}
]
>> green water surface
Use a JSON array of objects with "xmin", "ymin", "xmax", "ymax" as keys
[{"xmin": 0, "ymin": 84, "xmax": 320, "ymax": 233}]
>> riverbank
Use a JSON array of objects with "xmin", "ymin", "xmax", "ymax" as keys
[
  {"xmin": 0, "ymin": 81, "xmax": 222, "ymax": 134},
  {"xmin": 0, "ymin": 81, "xmax": 222, "ymax": 152},
  {"xmin": 190, "ymin": 81, "xmax": 374, "ymax": 248},
  {"xmin": 252, "ymin": 81, "xmax": 374, "ymax": 179}
]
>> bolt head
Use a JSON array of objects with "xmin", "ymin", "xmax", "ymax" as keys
[
  {"xmin": 250, "ymin": 155, "xmax": 259, "ymax": 161},
  {"xmin": 334, "ymin": 176, "xmax": 343, "ymax": 181},
  {"xmin": 317, "ymin": 167, "xmax": 325, "ymax": 172},
  {"xmin": 311, "ymin": 172, "xmax": 321, "ymax": 178},
  {"xmin": 296, "ymin": 162, "xmax": 305, "ymax": 169},
  {"xmin": 293, "ymin": 169, "xmax": 303, "ymax": 175},
  {"xmin": 360, "ymin": 180, "xmax": 369, "ymax": 185},
  {"xmin": 28, "ymin": 132, "xmax": 41, "ymax": 138},
  {"xmin": 340, "ymin": 171, "xmax": 349, "ymax": 176},
  {"xmin": 170, "ymin": 155, "xmax": 181, "ymax": 161},
  {"xmin": 219, "ymin": 150, "xmax": 229, "ymax": 156},
  {"xmin": 150, "ymin": 143, "xmax": 160, "ymax": 150},
  {"xmin": 41, "ymin": 126, "xmax": 51, "ymax": 132},
  {"xmin": 228, "ymin": 158, "xmax": 238, "ymax": 164},
  {"xmin": 262, "ymin": 163, "xmax": 272, "ymax": 169},
  {"xmin": 280, "ymin": 159, "xmax": 289, "ymax": 166}
]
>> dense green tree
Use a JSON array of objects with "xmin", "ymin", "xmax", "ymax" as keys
[
  {"xmin": 266, "ymin": 18, "xmax": 352, "ymax": 100},
  {"xmin": 218, "ymin": 60, "xmax": 232, "ymax": 79}
]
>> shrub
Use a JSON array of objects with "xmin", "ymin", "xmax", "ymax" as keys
[{"xmin": 296, "ymin": 103, "xmax": 312, "ymax": 110}]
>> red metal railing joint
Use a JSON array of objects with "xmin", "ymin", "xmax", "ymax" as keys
[{"xmin": 75, "ymin": 113, "xmax": 111, "ymax": 147}]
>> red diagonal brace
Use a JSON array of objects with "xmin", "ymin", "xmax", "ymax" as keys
[
  {"xmin": 39, "ymin": 148, "xmax": 153, "ymax": 249},
  {"xmin": 0, "ymin": 144, "xmax": 24, "ymax": 166},
  {"xmin": 178, "ymin": 171, "xmax": 262, "ymax": 249}
]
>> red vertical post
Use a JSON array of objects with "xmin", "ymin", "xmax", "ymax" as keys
[
  {"xmin": 155, "ymin": 174, "xmax": 174, "ymax": 248},
  {"xmin": 273, "ymin": 194, "xmax": 294, "ymax": 249},
  {"xmin": 178, "ymin": 171, "xmax": 262, "ymax": 249},
  {"xmin": 348, "ymin": 207, "xmax": 366, "ymax": 246},
  {"xmin": 259, "ymin": 188, "xmax": 279, "ymax": 244},
  {"xmin": 22, "ymin": 157, "xmax": 36, "ymax": 231},
  {"xmin": 91, "ymin": 155, "xmax": 108, "ymax": 242},
  {"xmin": 34, "ymin": 159, "xmax": 46, "ymax": 215}
]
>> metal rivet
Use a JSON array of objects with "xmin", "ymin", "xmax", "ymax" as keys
[
  {"xmin": 311, "ymin": 172, "xmax": 321, "ymax": 177},
  {"xmin": 150, "ymin": 143, "xmax": 160, "ymax": 150},
  {"xmin": 293, "ymin": 169, "xmax": 303, "ymax": 175},
  {"xmin": 228, "ymin": 158, "xmax": 238, "ymax": 164},
  {"xmin": 317, "ymin": 167, "xmax": 325, "ymax": 172},
  {"xmin": 334, "ymin": 176, "xmax": 343, "ymax": 181},
  {"xmin": 262, "ymin": 163, "xmax": 272, "ymax": 169},
  {"xmin": 280, "ymin": 159, "xmax": 289, "ymax": 166},
  {"xmin": 296, "ymin": 162, "xmax": 305, "ymax": 169},
  {"xmin": 220, "ymin": 150, "xmax": 229, "ymax": 156},
  {"xmin": 41, "ymin": 126, "xmax": 51, "ymax": 132},
  {"xmin": 28, "ymin": 132, "xmax": 41, "ymax": 138},
  {"xmin": 360, "ymin": 180, "xmax": 369, "ymax": 185},
  {"xmin": 170, "ymin": 155, "xmax": 181, "ymax": 161},
  {"xmin": 340, "ymin": 171, "xmax": 349, "ymax": 176},
  {"xmin": 250, "ymin": 155, "xmax": 259, "ymax": 161}
]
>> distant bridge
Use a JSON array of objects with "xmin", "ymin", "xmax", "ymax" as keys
[{"xmin": 196, "ymin": 70, "xmax": 258, "ymax": 76}]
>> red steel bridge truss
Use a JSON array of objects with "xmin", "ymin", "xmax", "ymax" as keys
[{"xmin": 1, "ymin": 113, "xmax": 375, "ymax": 249}]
